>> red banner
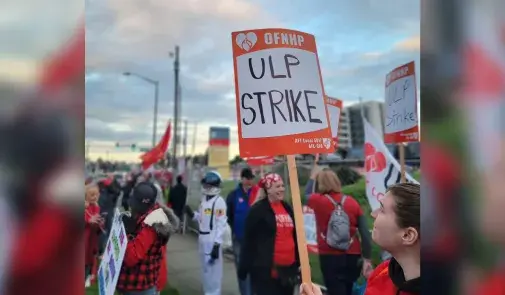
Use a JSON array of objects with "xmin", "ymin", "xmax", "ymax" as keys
[
  {"xmin": 246, "ymin": 156, "xmax": 274, "ymax": 166},
  {"xmin": 209, "ymin": 138, "xmax": 230, "ymax": 146}
]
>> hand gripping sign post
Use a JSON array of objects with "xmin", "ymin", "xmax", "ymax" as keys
[
  {"xmin": 232, "ymin": 28, "xmax": 333, "ymax": 284},
  {"xmin": 384, "ymin": 61, "xmax": 419, "ymax": 182}
]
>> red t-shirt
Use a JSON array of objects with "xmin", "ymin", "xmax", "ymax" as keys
[
  {"xmin": 472, "ymin": 269, "xmax": 505, "ymax": 295},
  {"xmin": 271, "ymin": 201, "xmax": 296, "ymax": 266},
  {"xmin": 365, "ymin": 260, "xmax": 416, "ymax": 295},
  {"xmin": 307, "ymin": 192, "xmax": 363, "ymax": 255}
]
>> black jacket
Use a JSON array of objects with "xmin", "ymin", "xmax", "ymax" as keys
[
  {"xmin": 121, "ymin": 178, "xmax": 138, "ymax": 209},
  {"xmin": 238, "ymin": 198, "xmax": 300, "ymax": 279},
  {"xmin": 169, "ymin": 183, "xmax": 187, "ymax": 214}
]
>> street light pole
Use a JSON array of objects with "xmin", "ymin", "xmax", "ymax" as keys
[
  {"xmin": 152, "ymin": 81, "xmax": 159, "ymax": 148},
  {"xmin": 123, "ymin": 72, "xmax": 159, "ymax": 149}
]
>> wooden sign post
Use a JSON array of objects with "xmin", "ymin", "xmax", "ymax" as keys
[
  {"xmin": 286, "ymin": 155, "xmax": 311, "ymax": 281},
  {"xmin": 231, "ymin": 28, "xmax": 333, "ymax": 284},
  {"xmin": 384, "ymin": 61, "xmax": 420, "ymax": 181}
]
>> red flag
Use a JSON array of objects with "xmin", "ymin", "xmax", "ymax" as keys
[
  {"xmin": 41, "ymin": 22, "xmax": 84, "ymax": 94},
  {"xmin": 140, "ymin": 122, "xmax": 172, "ymax": 169},
  {"xmin": 245, "ymin": 156, "xmax": 274, "ymax": 166},
  {"xmin": 141, "ymin": 151, "xmax": 161, "ymax": 170}
]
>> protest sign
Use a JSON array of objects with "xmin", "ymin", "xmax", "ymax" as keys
[
  {"xmin": 98, "ymin": 209, "xmax": 128, "ymax": 295},
  {"xmin": 384, "ymin": 61, "xmax": 419, "ymax": 181},
  {"xmin": 384, "ymin": 61, "xmax": 419, "ymax": 143},
  {"xmin": 303, "ymin": 206, "xmax": 318, "ymax": 253},
  {"xmin": 364, "ymin": 118, "xmax": 419, "ymax": 211},
  {"xmin": 232, "ymin": 28, "xmax": 332, "ymax": 283},
  {"xmin": 325, "ymin": 96, "xmax": 342, "ymax": 148},
  {"xmin": 232, "ymin": 28, "xmax": 332, "ymax": 157},
  {"xmin": 384, "ymin": 62, "xmax": 419, "ymax": 143}
]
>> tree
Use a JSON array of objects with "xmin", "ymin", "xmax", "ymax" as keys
[
  {"xmin": 191, "ymin": 154, "xmax": 208, "ymax": 166},
  {"xmin": 229, "ymin": 155, "xmax": 243, "ymax": 165}
]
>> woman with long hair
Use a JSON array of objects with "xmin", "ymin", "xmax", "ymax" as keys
[
  {"xmin": 301, "ymin": 182, "xmax": 420, "ymax": 295},
  {"xmin": 306, "ymin": 168, "xmax": 372, "ymax": 295},
  {"xmin": 238, "ymin": 173, "xmax": 300, "ymax": 295}
]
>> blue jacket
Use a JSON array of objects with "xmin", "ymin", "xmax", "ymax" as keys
[{"xmin": 226, "ymin": 184, "xmax": 252, "ymax": 241}]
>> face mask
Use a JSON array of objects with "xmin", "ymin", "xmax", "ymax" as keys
[{"xmin": 202, "ymin": 186, "xmax": 221, "ymax": 196}]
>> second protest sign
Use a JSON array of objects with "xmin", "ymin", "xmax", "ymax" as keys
[{"xmin": 325, "ymin": 96, "xmax": 343, "ymax": 149}]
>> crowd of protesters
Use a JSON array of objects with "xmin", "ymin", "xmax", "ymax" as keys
[
  {"xmin": 220, "ymin": 166, "xmax": 420, "ymax": 295},
  {"xmin": 83, "ymin": 164, "xmax": 422, "ymax": 295}
]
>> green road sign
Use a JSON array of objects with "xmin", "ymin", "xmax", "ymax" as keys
[{"xmin": 115, "ymin": 143, "xmax": 137, "ymax": 150}]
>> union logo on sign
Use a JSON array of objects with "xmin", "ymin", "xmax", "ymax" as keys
[
  {"xmin": 235, "ymin": 32, "xmax": 257, "ymax": 51},
  {"xmin": 364, "ymin": 142, "xmax": 386, "ymax": 172}
]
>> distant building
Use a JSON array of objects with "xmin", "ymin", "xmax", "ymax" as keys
[
  {"xmin": 346, "ymin": 101, "xmax": 385, "ymax": 147},
  {"xmin": 407, "ymin": 142, "xmax": 420, "ymax": 158},
  {"xmin": 207, "ymin": 126, "xmax": 230, "ymax": 179},
  {"xmin": 337, "ymin": 108, "xmax": 352, "ymax": 149}
]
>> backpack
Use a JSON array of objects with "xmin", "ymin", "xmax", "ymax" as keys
[{"xmin": 323, "ymin": 194, "xmax": 356, "ymax": 251}]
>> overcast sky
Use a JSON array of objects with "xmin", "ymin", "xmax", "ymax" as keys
[{"xmin": 85, "ymin": 0, "xmax": 420, "ymax": 161}]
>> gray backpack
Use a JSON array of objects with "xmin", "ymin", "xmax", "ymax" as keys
[{"xmin": 323, "ymin": 194, "xmax": 355, "ymax": 251}]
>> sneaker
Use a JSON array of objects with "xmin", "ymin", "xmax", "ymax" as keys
[{"xmin": 85, "ymin": 276, "xmax": 91, "ymax": 288}]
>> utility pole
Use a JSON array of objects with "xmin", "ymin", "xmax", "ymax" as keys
[
  {"xmin": 171, "ymin": 45, "xmax": 180, "ymax": 184},
  {"xmin": 85, "ymin": 141, "xmax": 91, "ymax": 160}
]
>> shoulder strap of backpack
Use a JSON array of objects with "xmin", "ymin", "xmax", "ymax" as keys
[
  {"xmin": 341, "ymin": 195, "xmax": 348, "ymax": 206},
  {"xmin": 323, "ymin": 194, "xmax": 339, "ymax": 209}
]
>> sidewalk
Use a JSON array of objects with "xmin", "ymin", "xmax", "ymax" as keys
[{"xmin": 166, "ymin": 233, "xmax": 239, "ymax": 295}]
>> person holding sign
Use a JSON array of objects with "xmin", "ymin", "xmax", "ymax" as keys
[
  {"xmin": 232, "ymin": 28, "xmax": 334, "ymax": 288},
  {"xmin": 238, "ymin": 173, "xmax": 300, "ymax": 295},
  {"xmin": 184, "ymin": 171, "xmax": 228, "ymax": 295},
  {"xmin": 116, "ymin": 182, "xmax": 180, "ymax": 295}
]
